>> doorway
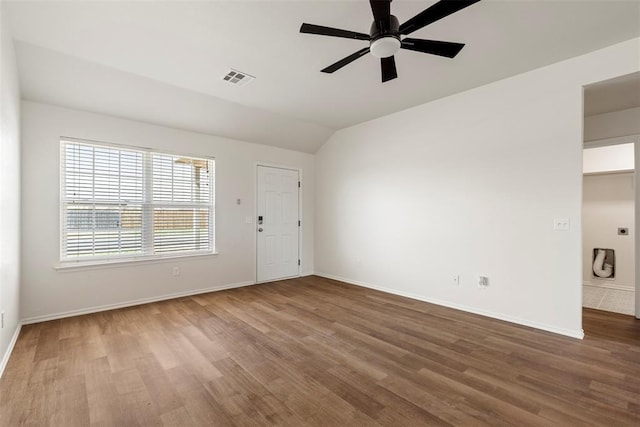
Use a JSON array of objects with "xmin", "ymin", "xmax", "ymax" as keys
[
  {"xmin": 256, "ymin": 165, "xmax": 300, "ymax": 283},
  {"xmin": 582, "ymin": 144, "xmax": 635, "ymax": 315},
  {"xmin": 582, "ymin": 72, "xmax": 640, "ymax": 319}
]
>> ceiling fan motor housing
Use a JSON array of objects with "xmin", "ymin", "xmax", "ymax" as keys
[{"xmin": 369, "ymin": 15, "xmax": 401, "ymax": 58}]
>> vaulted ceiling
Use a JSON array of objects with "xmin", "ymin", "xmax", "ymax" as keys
[{"xmin": 6, "ymin": 1, "xmax": 640, "ymax": 152}]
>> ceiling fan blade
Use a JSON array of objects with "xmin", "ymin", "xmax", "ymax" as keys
[
  {"xmin": 399, "ymin": 0, "xmax": 481, "ymax": 35},
  {"xmin": 321, "ymin": 47, "xmax": 371, "ymax": 73},
  {"xmin": 381, "ymin": 56, "xmax": 397, "ymax": 82},
  {"xmin": 401, "ymin": 38, "xmax": 465, "ymax": 58},
  {"xmin": 370, "ymin": 0, "xmax": 391, "ymax": 31},
  {"xmin": 300, "ymin": 23, "xmax": 370, "ymax": 40}
]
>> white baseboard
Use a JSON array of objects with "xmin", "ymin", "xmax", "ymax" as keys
[
  {"xmin": 0, "ymin": 323, "xmax": 22, "ymax": 379},
  {"xmin": 583, "ymin": 281, "xmax": 634, "ymax": 292},
  {"xmin": 21, "ymin": 280, "xmax": 256, "ymax": 325},
  {"xmin": 316, "ymin": 272, "xmax": 584, "ymax": 340}
]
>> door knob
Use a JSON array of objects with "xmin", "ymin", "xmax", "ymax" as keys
[{"xmin": 258, "ymin": 228, "xmax": 263, "ymax": 232}]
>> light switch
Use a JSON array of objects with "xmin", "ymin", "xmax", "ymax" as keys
[{"xmin": 553, "ymin": 218, "xmax": 570, "ymax": 231}]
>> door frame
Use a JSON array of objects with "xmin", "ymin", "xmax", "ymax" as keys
[
  {"xmin": 254, "ymin": 163, "xmax": 303, "ymax": 283},
  {"xmin": 633, "ymin": 139, "xmax": 640, "ymax": 319},
  {"xmin": 582, "ymin": 134, "xmax": 639, "ymax": 318}
]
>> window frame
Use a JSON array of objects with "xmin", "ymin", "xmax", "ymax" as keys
[{"xmin": 59, "ymin": 137, "xmax": 216, "ymax": 266}]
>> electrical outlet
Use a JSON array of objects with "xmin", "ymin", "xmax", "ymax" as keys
[
  {"xmin": 172, "ymin": 266, "xmax": 180, "ymax": 277},
  {"xmin": 452, "ymin": 275, "xmax": 460, "ymax": 286},
  {"xmin": 478, "ymin": 276, "xmax": 489, "ymax": 288}
]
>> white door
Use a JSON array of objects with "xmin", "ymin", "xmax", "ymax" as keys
[{"xmin": 257, "ymin": 166, "xmax": 299, "ymax": 282}]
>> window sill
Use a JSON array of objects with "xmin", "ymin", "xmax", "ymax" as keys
[{"xmin": 55, "ymin": 251, "xmax": 219, "ymax": 271}]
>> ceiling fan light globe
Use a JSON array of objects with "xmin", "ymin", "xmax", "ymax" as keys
[{"xmin": 370, "ymin": 37, "xmax": 401, "ymax": 58}]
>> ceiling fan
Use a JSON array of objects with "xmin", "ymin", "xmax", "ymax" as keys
[{"xmin": 300, "ymin": 0, "xmax": 481, "ymax": 83}]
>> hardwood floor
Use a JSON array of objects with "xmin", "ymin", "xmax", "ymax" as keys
[{"xmin": 1, "ymin": 276, "xmax": 639, "ymax": 426}]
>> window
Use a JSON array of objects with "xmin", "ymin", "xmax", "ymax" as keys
[{"xmin": 61, "ymin": 138, "xmax": 214, "ymax": 263}]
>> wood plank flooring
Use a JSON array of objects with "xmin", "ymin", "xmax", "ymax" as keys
[{"xmin": 1, "ymin": 275, "xmax": 639, "ymax": 426}]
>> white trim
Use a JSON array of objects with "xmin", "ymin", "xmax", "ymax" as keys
[
  {"xmin": 21, "ymin": 280, "xmax": 255, "ymax": 325},
  {"xmin": 635, "ymin": 140, "xmax": 640, "ymax": 318},
  {"xmin": 55, "ymin": 251, "xmax": 219, "ymax": 271},
  {"xmin": 316, "ymin": 272, "xmax": 585, "ymax": 340},
  {"xmin": 583, "ymin": 281, "xmax": 634, "ymax": 292},
  {"xmin": 0, "ymin": 324, "xmax": 22, "ymax": 379}
]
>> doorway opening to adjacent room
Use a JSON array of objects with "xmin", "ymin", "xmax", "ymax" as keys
[{"xmin": 582, "ymin": 72, "xmax": 639, "ymax": 324}]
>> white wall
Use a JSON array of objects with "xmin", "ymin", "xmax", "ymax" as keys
[
  {"xmin": 583, "ymin": 173, "xmax": 634, "ymax": 289},
  {"xmin": 315, "ymin": 38, "xmax": 640, "ymax": 338},
  {"xmin": 0, "ymin": 4, "xmax": 22, "ymax": 373},
  {"xmin": 584, "ymin": 107, "xmax": 640, "ymax": 142},
  {"xmin": 20, "ymin": 101, "xmax": 314, "ymax": 321}
]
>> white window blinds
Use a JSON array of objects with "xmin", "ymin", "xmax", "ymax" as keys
[{"xmin": 61, "ymin": 139, "xmax": 214, "ymax": 262}]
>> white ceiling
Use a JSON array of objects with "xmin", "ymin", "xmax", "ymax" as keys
[{"xmin": 6, "ymin": 0, "xmax": 640, "ymax": 153}]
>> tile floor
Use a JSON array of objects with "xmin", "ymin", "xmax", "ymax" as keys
[{"xmin": 583, "ymin": 284, "xmax": 635, "ymax": 316}]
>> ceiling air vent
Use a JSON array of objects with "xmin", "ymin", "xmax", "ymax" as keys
[{"xmin": 222, "ymin": 69, "xmax": 255, "ymax": 86}]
